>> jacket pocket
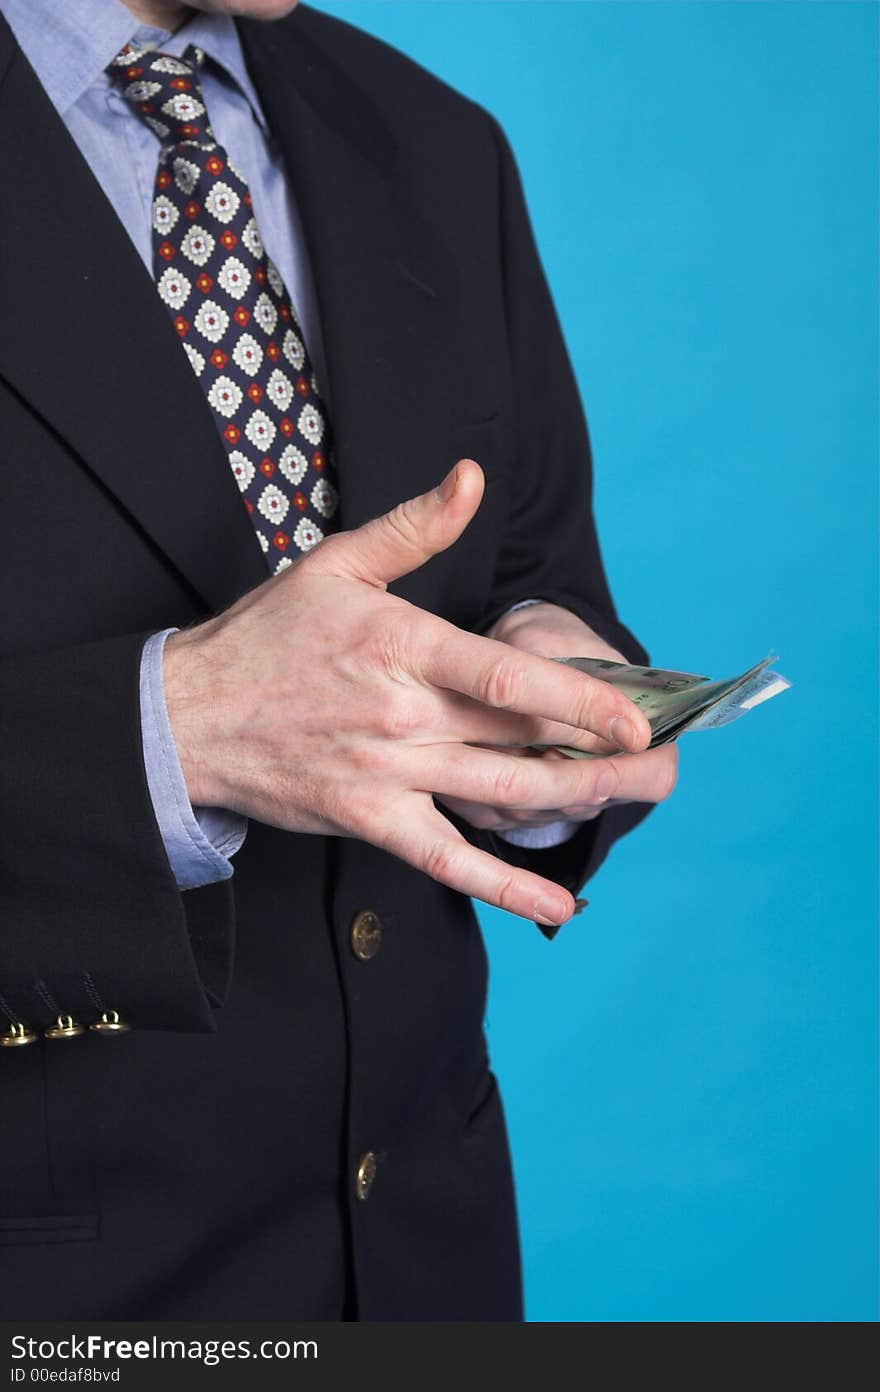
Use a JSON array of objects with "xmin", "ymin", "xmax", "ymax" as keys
[
  {"xmin": 0, "ymin": 1213, "xmax": 98, "ymax": 1247},
  {"xmin": 0, "ymin": 1036, "xmax": 98, "ymax": 1244},
  {"xmin": 449, "ymin": 411, "xmax": 511, "ymax": 485}
]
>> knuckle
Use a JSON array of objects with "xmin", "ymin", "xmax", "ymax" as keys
[
  {"xmin": 491, "ymin": 760, "xmax": 534, "ymax": 807},
  {"xmin": 361, "ymin": 633, "xmax": 406, "ymax": 690},
  {"xmin": 658, "ymin": 749, "xmax": 679, "ymax": 800},
  {"xmin": 379, "ymin": 690, "xmax": 425, "ymax": 740},
  {"xmin": 367, "ymin": 610, "xmax": 421, "ymax": 679},
  {"xmin": 383, "ymin": 500, "xmax": 422, "ymax": 551},
  {"xmin": 422, "ymin": 836, "xmax": 461, "ymax": 885},
  {"xmin": 478, "ymin": 655, "xmax": 526, "ymax": 712},
  {"xmin": 570, "ymin": 681, "xmax": 601, "ymax": 734},
  {"xmin": 589, "ymin": 759, "xmax": 620, "ymax": 802},
  {"xmin": 493, "ymin": 871, "xmax": 521, "ymax": 915},
  {"xmin": 349, "ymin": 738, "xmax": 396, "ymax": 777},
  {"xmin": 425, "ymin": 627, "xmax": 462, "ymax": 680}
]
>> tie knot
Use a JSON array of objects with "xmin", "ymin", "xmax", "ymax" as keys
[{"xmin": 107, "ymin": 43, "xmax": 214, "ymax": 147}]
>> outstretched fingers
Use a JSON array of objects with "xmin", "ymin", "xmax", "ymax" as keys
[
  {"xmin": 422, "ymin": 624, "xmax": 652, "ymax": 752},
  {"xmin": 375, "ymin": 798, "xmax": 575, "ymax": 927},
  {"xmin": 420, "ymin": 742, "xmax": 624, "ymax": 810}
]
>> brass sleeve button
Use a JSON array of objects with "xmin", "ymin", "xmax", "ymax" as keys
[
  {"xmin": 0, "ymin": 1021, "xmax": 39, "ymax": 1048},
  {"xmin": 44, "ymin": 1014, "xmax": 85, "ymax": 1041},
  {"xmin": 350, "ymin": 909, "xmax": 382, "ymax": 961},
  {"xmin": 90, "ymin": 1011, "xmax": 131, "ymax": 1036},
  {"xmin": 355, "ymin": 1151, "xmax": 377, "ymax": 1201}
]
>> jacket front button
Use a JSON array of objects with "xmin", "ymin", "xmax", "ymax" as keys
[
  {"xmin": 44, "ymin": 1014, "xmax": 85, "ymax": 1041},
  {"xmin": 350, "ymin": 910, "xmax": 382, "ymax": 961},
  {"xmin": 90, "ymin": 1010, "xmax": 131, "ymax": 1036},
  {"xmin": 355, "ymin": 1151, "xmax": 377, "ymax": 1201},
  {"xmin": 0, "ymin": 1021, "xmax": 39, "ymax": 1048}
]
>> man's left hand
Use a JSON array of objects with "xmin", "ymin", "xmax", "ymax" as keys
[{"xmin": 437, "ymin": 602, "xmax": 679, "ymax": 833}]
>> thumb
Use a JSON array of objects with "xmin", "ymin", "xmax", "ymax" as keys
[{"xmin": 316, "ymin": 458, "xmax": 485, "ymax": 587}]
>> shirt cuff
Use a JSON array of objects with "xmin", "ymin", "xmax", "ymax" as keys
[
  {"xmin": 496, "ymin": 597, "xmax": 544, "ymax": 621},
  {"xmin": 139, "ymin": 629, "xmax": 247, "ymax": 890},
  {"xmin": 496, "ymin": 820, "xmax": 580, "ymax": 849}
]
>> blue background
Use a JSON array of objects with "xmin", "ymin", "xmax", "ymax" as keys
[{"xmin": 318, "ymin": 1, "xmax": 878, "ymax": 1321}]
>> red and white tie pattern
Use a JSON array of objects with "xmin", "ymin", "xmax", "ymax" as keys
[{"xmin": 108, "ymin": 42, "xmax": 340, "ymax": 573}]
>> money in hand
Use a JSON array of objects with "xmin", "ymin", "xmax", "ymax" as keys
[{"xmin": 545, "ymin": 655, "xmax": 791, "ymax": 759}]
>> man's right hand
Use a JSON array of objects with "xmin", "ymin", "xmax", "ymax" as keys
[{"xmin": 163, "ymin": 459, "xmax": 652, "ymax": 927}]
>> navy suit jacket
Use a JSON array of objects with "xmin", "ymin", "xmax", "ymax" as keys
[{"xmin": 0, "ymin": 4, "xmax": 650, "ymax": 1319}]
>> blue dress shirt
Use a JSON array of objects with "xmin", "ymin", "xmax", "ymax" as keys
[{"xmin": 1, "ymin": 0, "xmax": 575, "ymax": 888}]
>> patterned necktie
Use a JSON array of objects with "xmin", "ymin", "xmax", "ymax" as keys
[{"xmin": 107, "ymin": 42, "xmax": 339, "ymax": 573}]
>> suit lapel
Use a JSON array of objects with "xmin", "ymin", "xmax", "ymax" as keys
[
  {"xmin": 0, "ymin": 19, "xmax": 268, "ymax": 614},
  {"xmin": 238, "ymin": 14, "xmax": 468, "ymax": 533},
  {"xmin": 0, "ymin": 9, "xmax": 477, "ymax": 614}
]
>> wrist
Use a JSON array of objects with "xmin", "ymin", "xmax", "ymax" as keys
[
  {"xmin": 490, "ymin": 600, "xmax": 589, "ymax": 647},
  {"xmin": 488, "ymin": 600, "xmax": 563, "ymax": 643},
  {"xmin": 163, "ymin": 623, "xmax": 228, "ymax": 809}
]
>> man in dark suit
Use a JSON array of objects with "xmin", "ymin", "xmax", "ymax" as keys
[{"xmin": 0, "ymin": 0, "xmax": 677, "ymax": 1320}]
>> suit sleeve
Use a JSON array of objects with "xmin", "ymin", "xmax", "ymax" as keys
[
  {"xmin": 465, "ymin": 116, "xmax": 655, "ymax": 931},
  {"xmin": 0, "ymin": 632, "xmax": 235, "ymax": 1034}
]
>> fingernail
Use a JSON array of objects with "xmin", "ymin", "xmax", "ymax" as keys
[
  {"xmin": 534, "ymin": 897, "xmax": 568, "ymax": 927},
  {"xmin": 608, "ymin": 715, "xmax": 636, "ymax": 750},
  {"xmin": 595, "ymin": 767, "xmax": 618, "ymax": 800},
  {"xmin": 435, "ymin": 464, "xmax": 458, "ymax": 503}
]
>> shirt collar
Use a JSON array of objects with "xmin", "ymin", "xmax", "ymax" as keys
[
  {"xmin": 161, "ymin": 10, "xmax": 269, "ymax": 132},
  {"xmin": 0, "ymin": 0, "xmax": 268, "ymax": 130}
]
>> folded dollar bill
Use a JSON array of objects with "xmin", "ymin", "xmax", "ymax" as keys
[{"xmin": 545, "ymin": 655, "xmax": 791, "ymax": 758}]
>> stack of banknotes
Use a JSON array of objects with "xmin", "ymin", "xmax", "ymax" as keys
[{"xmin": 543, "ymin": 655, "xmax": 791, "ymax": 758}]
